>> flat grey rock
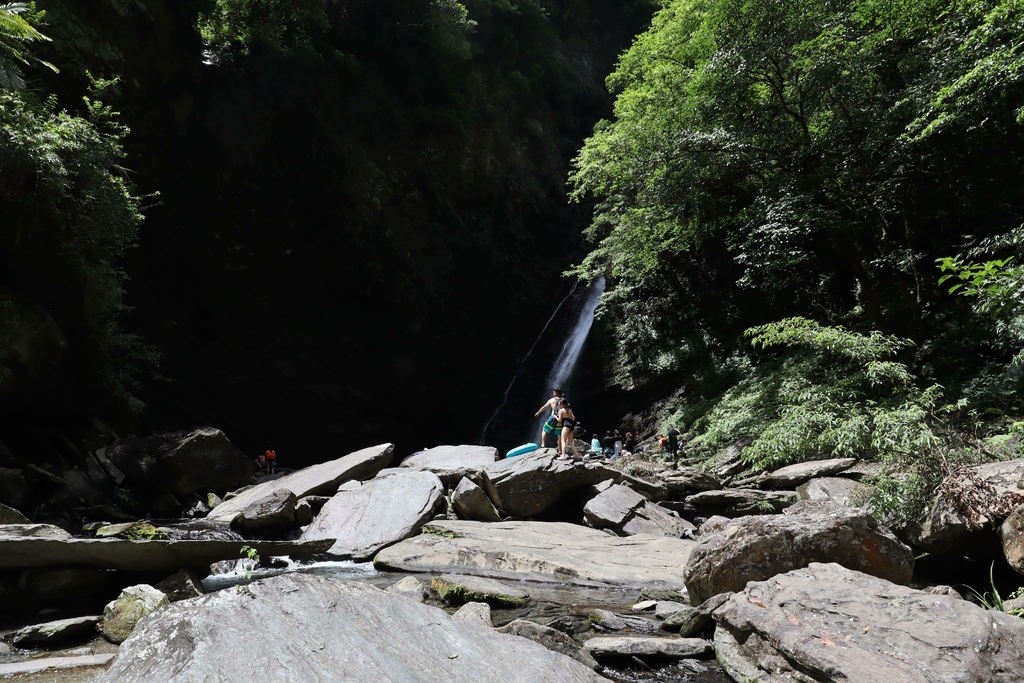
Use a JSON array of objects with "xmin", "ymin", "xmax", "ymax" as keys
[
  {"xmin": 97, "ymin": 573, "xmax": 606, "ymax": 683},
  {"xmin": 762, "ymin": 458, "xmax": 857, "ymax": 488},
  {"xmin": 300, "ymin": 469, "xmax": 443, "ymax": 559},
  {"xmin": 0, "ymin": 537, "xmax": 331, "ymax": 571},
  {"xmin": 207, "ymin": 443, "xmax": 393, "ymax": 523},
  {"xmin": 375, "ymin": 520, "xmax": 695, "ymax": 588},
  {"xmin": 797, "ymin": 476, "xmax": 874, "ymax": 508},
  {"xmin": 0, "ymin": 654, "xmax": 114, "ymax": 677},
  {"xmin": 8, "ymin": 616, "xmax": 101, "ymax": 646},
  {"xmin": 400, "ymin": 445, "xmax": 500, "ymax": 485},
  {"xmin": 582, "ymin": 636, "xmax": 713, "ymax": 659}
]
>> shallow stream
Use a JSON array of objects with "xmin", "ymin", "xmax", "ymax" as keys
[{"xmin": 4, "ymin": 558, "xmax": 732, "ymax": 682}]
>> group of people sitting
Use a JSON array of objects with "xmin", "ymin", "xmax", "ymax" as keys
[
  {"xmin": 534, "ymin": 386, "xmax": 644, "ymax": 463},
  {"xmin": 588, "ymin": 429, "xmax": 639, "ymax": 462}
]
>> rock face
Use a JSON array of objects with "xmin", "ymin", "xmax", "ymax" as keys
[
  {"xmin": 481, "ymin": 450, "xmax": 617, "ymax": 517},
  {"xmin": 300, "ymin": 469, "xmax": 444, "ymax": 559},
  {"xmin": 1000, "ymin": 504, "xmax": 1024, "ymax": 575},
  {"xmin": 761, "ymin": 457, "xmax": 857, "ymax": 489},
  {"xmin": 375, "ymin": 520, "xmax": 695, "ymax": 588},
  {"xmin": 684, "ymin": 489, "xmax": 798, "ymax": 516},
  {"xmin": 230, "ymin": 489, "xmax": 298, "ymax": 534},
  {"xmin": 106, "ymin": 428, "xmax": 252, "ymax": 499},
  {"xmin": 400, "ymin": 445, "xmax": 500, "ymax": 485},
  {"xmin": 796, "ymin": 476, "xmax": 873, "ymax": 508},
  {"xmin": 9, "ymin": 616, "xmax": 101, "ymax": 647},
  {"xmin": 0, "ymin": 502, "xmax": 30, "ymax": 524},
  {"xmin": 0, "ymin": 535, "xmax": 331, "ymax": 571},
  {"xmin": 431, "ymin": 574, "xmax": 530, "ymax": 606},
  {"xmin": 913, "ymin": 459, "xmax": 1024, "ymax": 553},
  {"xmin": 102, "ymin": 584, "xmax": 169, "ymax": 644},
  {"xmin": 714, "ymin": 562, "xmax": 1024, "ymax": 683},
  {"xmin": 582, "ymin": 636, "xmax": 712, "ymax": 660},
  {"xmin": 583, "ymin": 484, "xmax": 695, "ymax": 538},
  {"xmin": 206, "ymin": 443, "xmax": 393, "ymax": 524},
  {"xmin": 97, "ymin": 573, "xmax": 607, "ymax": 683},
  {"xmin": 451, "ymin": 477, "xmax": 501, "ymax": 522},
  {"xmin": 683, "ymin": 504, "xmax": 913, "ymax": 603},
  {"xmin": 496, "ymin": 619, "xmax": 599, "ymax": 669}
]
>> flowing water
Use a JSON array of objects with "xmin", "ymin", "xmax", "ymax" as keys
[
  {"xmin": 8, "ymin": 557, "xmax": 730, "ymax": 682},
  {"xmin": 478, "ymin": 276, "xmax": 607, "ymax": 452}
]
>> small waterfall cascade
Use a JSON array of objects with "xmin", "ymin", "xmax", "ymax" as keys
[
  {"xmin": 478, "ymin": 280, "xmax": 581, "ymax": 445},
  {"xmin": 529, "ymin": 275, "xmax": 606, "ymax": 441},
  {"xmin": 543, "ymin": 275, "xmax": 606, "ymax": 397},
  {"xmin": 477, "ymin": 275, "xmax": 606, "ymax": 450}
]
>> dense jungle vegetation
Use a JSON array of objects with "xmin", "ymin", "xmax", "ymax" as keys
[{"xmin": 571, "ymin": 0, "xmax": 1024, "ymax": 521}]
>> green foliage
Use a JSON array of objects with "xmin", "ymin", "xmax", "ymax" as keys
[
  {"xmin": 0, "ymin": 87, "xmax": 147, "ymax": 399},
  {"xmin": 239, "ymin": 544, "xmax": 259, "ymax": 582},
  {"xmin": 0, "ymin": 2, "xmax": 57, "ymax": 90},
  {"xmin": 570, "ymin": 0, "xmax": 1024, "ymax": 409},
  {"xmin": 963, "ymin": 562, "xmax": 1024, "ymax": 617},
  {"xmin": 688, "ymin": 318, "xmax": 941, "ymax": 471}
]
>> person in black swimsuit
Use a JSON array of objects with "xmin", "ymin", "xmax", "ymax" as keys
[{"xmin": 557, "ymin": 399, "xmax": 580, "ymax": 461}]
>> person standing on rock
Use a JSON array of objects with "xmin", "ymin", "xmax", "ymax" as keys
[
  {"xmin": 556, "ymin": 399, "xmax": 581, "ymax": 461},
  {"xmin": 666, "ymin": 426, "xmax": 681, "ymax": 468},
  {"xmin": 264, "ymin": 448, "xmax": 277, "ymax": 475},
  {"xmin": 534, "ymin": 387, "xmax": 563, "ymax": 449}
]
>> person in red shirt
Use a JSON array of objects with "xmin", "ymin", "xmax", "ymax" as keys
[{"xmin": 264, "ymin": 448, "xmax": 276, "ymax": 475}]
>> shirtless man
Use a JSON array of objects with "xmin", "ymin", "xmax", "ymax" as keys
[{"xmin": 533, "ymin": 387, "xmax": 563, "ymax": 448}]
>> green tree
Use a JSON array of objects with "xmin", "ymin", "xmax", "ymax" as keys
[
  {"xmin": 571, "ymin": 0, "xmax": 1024, "ymax": 406},
  {"xmin": 0, "ymin": 2, "xmax": 56, "ymax": 90}
]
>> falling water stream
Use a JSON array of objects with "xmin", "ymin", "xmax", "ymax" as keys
[{"xmin": 478, "ymin": 276, "xmax": 607, "ymax": 449}]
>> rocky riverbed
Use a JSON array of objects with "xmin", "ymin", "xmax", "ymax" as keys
[{"xmin": 3, "ymin": 437, "xmax": 1024, "ymax": 681}]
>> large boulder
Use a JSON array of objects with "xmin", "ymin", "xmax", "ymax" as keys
[
  {"xmin": 913, "ymin": 460, "xmax": 1024, "ymax": 553},
  {"xmin": 300, "ymin": 469, "xmax": 444, "ymax": 559},
  {"xmin": 714, "ymin": 562, "xmax": 1024, "ymax": 683},
  {"xmin": 400, "ymin": 445, "xmax": 500, "ymax": 485},
  {"xmin": 9, "ymin": 616, "xmax": 101, "ymax": 647},
  {"xmin": 206, "ymin": 443, "xmax": 393, "ymax": 524},
  {"xmin": 375, "ymin": 519, "xmax": 696, "ymax": 589},
  {"xmin": 683, "ymin": 502, "xmax": 913, "ymax": 603},
  {"xmin": 1000, "ymin": 504, "xmax": 1024, "ymax": 575},
  {"xmin": 0, "ymin": 501, "xmax": 30, "ymax": 524},
  {"xmin": 106, "ymin": 428, "xmax": 252, "ymax": 499},
  {"xmin": 451, "ymin": 477, "xmax": 501, "ymax": 522},
  {"xmin": 481, "ymin": 450, "xmax": 618, "ymax": 517},
  {"xmin": 230, "ymin": 489, "xmax": 298, "ymax": 534},
  {"xmin": 583, "ymin": 484, "xmax": 695, "ymax": 538},
  {"xmin": 496, "ymin": 619, "xmax": 599, "ymax": 669},
  {"xmin": 797, "ymin": 476, "xmax": 874, "ymax": 508},
  {"xmin": 96, "ymin": 573, "xmax": 607, "ymax": 683},
  {"xmin": 102, "ymin": 584, "xmax": 169, "ymax": 644},
  {"xmin": 761, "ymin": 457, "xmax": 857, "ymax": 489}
]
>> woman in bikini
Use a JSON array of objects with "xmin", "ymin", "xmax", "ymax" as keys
[{"xmin": 557, "ymin": 399, "xmax": 581, "ymax": 461}]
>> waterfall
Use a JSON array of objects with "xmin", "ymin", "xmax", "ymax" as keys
[
  {"xmin": 529, "ymin": 275, "xmax": 606, "ymax": 442},
  {"xmin": 477, "ymin": 280, "xmax": 581, "ymax": 445},
  {"xmin": 478, "ymin": 276, "xmax": 605, "ymax": 450},
  {"xmin": 543, "ymin": 275, "xmax": 606, "ymax": 397}
]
